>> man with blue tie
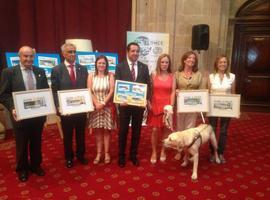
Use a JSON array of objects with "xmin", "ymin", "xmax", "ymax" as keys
[
  {"xmin": 115, "ymin": 42, "xmax": 151, "ymax": 167},
  {"xmin": 51, "ymin": 43, "xmax": 89, "ymax": 168},
  {"xmin": 0, "ymin": 46, "xmax": 49, "ymax": 182}
]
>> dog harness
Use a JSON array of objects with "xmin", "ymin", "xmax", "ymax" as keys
[{"xmin": 186, "ymin": 130, "xmax": 202, "ymax": 149}]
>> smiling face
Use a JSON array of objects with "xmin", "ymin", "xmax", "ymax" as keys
[
  {"xmin": 95, "ymin": 55, "xmax": 109, "ymax": 75},
  {"xmin": 184, "ymin": 54, "xmax": 196, "ymax": 69},
  {"xmin": 96, "ymin": 58, "xmax": 107, "ymax": 73},
  {"xmin": 19, "ymin": 46, "xmax": 34, "ymax": 68},
  {"xmin": 127, "ymin": 44, "xmax": 140, "ymax": 62},
  {"xmin": 62, "ymin": 44, "xmax": 76, "ymax": 64},
  {"xmin": 160, "ymin": 56, "xmax": 170, "ymax": 72},
  {"xmin": 217, "ymin": 57, "xmax": 228, "ymax": 73}
]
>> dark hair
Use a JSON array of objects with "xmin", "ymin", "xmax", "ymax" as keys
[
  {"xmin": 155, "ymin": 53, "xmax": 172, "ymax": 74},
  {"xmin": 178, "ymin": 51, "xmax": 198, "ymax": 72},
  {"xmin": 213, "ymin": 55, "xmax": 230, "ymax": 78},
  {"xmin": 94, "ymin": 55, "xmax": 109, "ymax": 75},
  {"xmin": 127, "ymin": 42, "xmax": 140, "ymax": 52}
]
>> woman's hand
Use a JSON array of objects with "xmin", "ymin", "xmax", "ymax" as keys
[
  {"xmin": 95, "ymin": 102, "xmax": 105, "ymax": 110},
  {"xmin": 147, "ymin": 100, "xmax": 152, "ymax": 111}
]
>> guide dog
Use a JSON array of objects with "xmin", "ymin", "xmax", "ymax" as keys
[{"xmin": 163, "ymin": 124, "xmax": 220, "ymax": 180}]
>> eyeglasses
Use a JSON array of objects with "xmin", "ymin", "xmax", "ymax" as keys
[{"xmin": 66, "ymin": 50, "xmax": 76, "ymax": 54}]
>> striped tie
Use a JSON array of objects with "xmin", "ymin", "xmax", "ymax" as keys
[
  {"xmin": 26, "ymin": 69, "xmax": 35, "ymax": 90},
  {"xmin": 131, "ymin": 62, "xmax": 135, "ymax": 81}
]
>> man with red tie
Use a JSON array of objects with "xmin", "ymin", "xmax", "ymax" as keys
[
  {"xmin": 115, "ymin": 42, "xmax": 151, "ymax": 167},
  {"xmin": 0, "ymin": 46, "xmax": 49, "ymax": 182},
  {"xmin": 51, "ymin": 43, "xmax": 89, "ymax": 168}
]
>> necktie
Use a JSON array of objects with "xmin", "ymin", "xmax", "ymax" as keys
[
  {"xmin": 131, "ymin": 62, "xmax": 135, "ymax": 81},
  {"xmin": 26, "ymin": 69, "xmax": 34, "ymax": 90},
  {"xmin": 69, "ymin": 64, "xmax": 76, "ymax": 86}
]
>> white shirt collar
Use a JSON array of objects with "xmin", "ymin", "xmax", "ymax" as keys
[
  {"xmin": 127, "ymin": 57, "xmax": 137, "ymax": 67},
  {"xmin": 64, "ymin": 60, "xmax": 76, "ymax": 67},
  {"xmin": 20, "ymin": 63, "xmax": 33, "ymax": 70}
]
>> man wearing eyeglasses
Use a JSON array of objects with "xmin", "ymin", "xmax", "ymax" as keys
[{"xmin": 51, "ymin": 43, "xmax": 89, "ymax": 168}]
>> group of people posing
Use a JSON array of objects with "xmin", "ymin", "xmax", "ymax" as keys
[{"xmin": 0, "ymin": 42, "xmax": 235, "ymax": 182}]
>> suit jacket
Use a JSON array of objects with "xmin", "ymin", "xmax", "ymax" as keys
[
  {"xmin": 51, "ymin": 63, "xmax": 88, "ymax": 107},
  {"xmin": 115, "ymin": 59, "xmax": 151, "ymax": 100},
  {"xmin": 0, "ymin": 65, "xmax": 49, "ymax": 113}
]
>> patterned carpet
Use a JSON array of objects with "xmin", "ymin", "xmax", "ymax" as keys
[{"xmin": 0, "ymin": 112, "xmax": 270, "ymax": 200}]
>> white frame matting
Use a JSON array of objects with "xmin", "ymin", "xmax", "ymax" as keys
[
  {"xmin": 12, "ymin": 88, "xmax": 56, "ymax": 120},
  {"xmin": 177, "ymin": 89, "xmax": 209, "ymax": 113},
  {"xmin": 58, "ymin": 88, "xmax": 94, "ymax": 115},
  {"xmin": 207, "ymin": 94, "xmax": 241, "ymax": 118}
]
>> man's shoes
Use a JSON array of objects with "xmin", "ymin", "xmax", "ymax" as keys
[
  {"xmin": 118, "ymin": 158, "xmax": 126, "ymax": 168},
  {"xmin": 31, "ymin": 166, "xmax": 45, "ymax": 176},
  {"xmin": 77, "ymin": 157, "xmax": 89, "ymax": 165},
  {"xmin": 130, "ymin": 157, "xmax": 140, "ymax": 166},
  {"xmin": 18, "ymin": 171, "xmax": 28, "ymax": 182},
  {"xmin": 66, "ymin": 160, "xmax": 73, "ymax": 168}
]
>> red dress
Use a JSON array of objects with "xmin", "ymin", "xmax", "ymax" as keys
[{"xmin": 147, "ymin": 74, "xmax": 173, "ymax": 128}]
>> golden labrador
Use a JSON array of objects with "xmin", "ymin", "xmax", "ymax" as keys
[{"xmin": 164, "ymin": 124, "xmax": 220, "ymax": 180}]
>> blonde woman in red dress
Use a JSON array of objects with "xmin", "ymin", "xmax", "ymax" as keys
[{"xmin": 147, "ymin": 54, "xmax": 176, "ymax": 164}]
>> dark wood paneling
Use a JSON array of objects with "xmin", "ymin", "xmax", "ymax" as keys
[{"xmin": 232, "ymin": 0, "xmax": 270, "ymax": 112}]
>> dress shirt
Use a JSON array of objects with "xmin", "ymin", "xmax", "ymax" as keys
[
  {"xmin": 127, "ymin": 58, "xmax": 138, "ymax": 80},
  {"xmin": 64, "ymin": 60, "xmax": 77, "ymax": 78},
  {"xmin": 20, "ymin": 64, "xmax": 37, "ymax": 90}
]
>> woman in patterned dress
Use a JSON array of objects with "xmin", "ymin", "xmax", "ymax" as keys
[
  {"xmin": 87, "ymin": 55, "xmax": 116, "ymax": 164},
  {"xmin": 208, "ymin": 55, "xmax": 235, "ymax": 163},
  {"xmin": 147, "ymin": 54, "xmax": 176, "ymax": 164}
]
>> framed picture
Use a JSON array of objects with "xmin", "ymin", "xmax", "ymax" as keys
[
  {"xmin": 58, "ymin": 88, "xmax": 94, "ymax": 115},
  {"xmin": 207, "ymin": 94, "xmax": 241, "ymax": 118},
  {"xmin": 5, "ymin": 52, "xmax": 20, "ymax": 67},
  {"xmin": 113, "ymin": 80, "xmax": 147, "ymax": 107},
  {"xmin": 177, "ymin": 89, "xmax": 209, "ymax": 113},
  {"xmin": 76, "ymin": 52, "xmax": 118, "ymax": 73},
  {"xmin": 34, "ymin": 53, "xmax": 61, "ymax": 77},
  {"xmin": 12, "ymin": 89, "xmax": 56, "ymax": 120}
]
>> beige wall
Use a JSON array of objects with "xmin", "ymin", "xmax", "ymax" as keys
[{"xmin": 132, "ymin": 0, "xmax": 247, "ymax": 83}]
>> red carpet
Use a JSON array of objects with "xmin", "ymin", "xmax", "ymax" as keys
[{"xmin": 0, "ymin": 112, "xmax": 270, "ymax": 199}]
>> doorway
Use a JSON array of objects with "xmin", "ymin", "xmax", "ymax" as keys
[{"xmin": 231, "ymin": 0, "xmax": 270, "ymax": 112}]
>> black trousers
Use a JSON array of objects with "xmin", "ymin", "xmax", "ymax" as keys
[
  {"xmin": 209, "ymin": 117, "xmax": 231, "ymax": 155},
  {"xmin": 60, "ymin": 113, "xmax": 87, "ymax": 161},
  {"xmin": 13, "ymin": 117, "xmax": 45, "ymax": 172},
  {"xmin": 118, "ymin": 106, "xmax": 145, "ymax": 159}
]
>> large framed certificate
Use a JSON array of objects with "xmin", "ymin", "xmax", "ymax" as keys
[
  {"xmin": 207, "ymin": 94, "xmax": 241, "ymax": 118},
  {"xmin": 177, "ymin": 89, "xmax": 209, "ymax": 113},
  {"xmin": 12, "ymin": 89, "xmax": 56, "ymax": 120},
  {"xmin": 58, "ymin": 88, "xmax": 94, "ymax": 115},
  {"xmin": 113, "ymin": 80, "xmax": 147, "ymax": 107}
]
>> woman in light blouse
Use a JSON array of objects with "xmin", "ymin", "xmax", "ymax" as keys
[{"xmin": 208, "ymin": 55, "xmax": 235, "ymax": 163}]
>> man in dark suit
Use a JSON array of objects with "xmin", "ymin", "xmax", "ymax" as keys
[
  {"xmin": 51, "ymin": 43, "xmax": 89, "ymax": 168},
  {"xmin": 0, "ymin": 46, "xmax": 49, "ymax": 182},
  {"xmin": 115, "ymin": 42, "xmax": 151, "ymax": 167}
]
